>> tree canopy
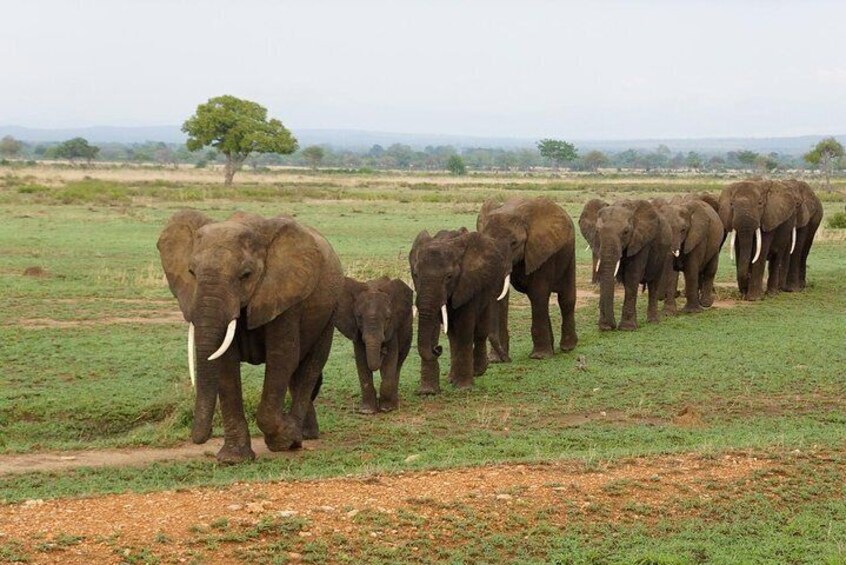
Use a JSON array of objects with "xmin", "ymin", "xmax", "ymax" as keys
[
  {"xmin": 446, "ymin": 155, "xmax": 467, "ymax": 175},
  {"xmin": 301, "ymin": 146, "xmax": 325, "ymax": 170},
  {"xmin": 537, "ymin": 139, "xmax": 578, "ymax": 169},
  {"xmin": 182, "ymin": 95, "xmax": 298, "ymax": 185},
  {"xmin": 804, "ymin": 137, "xmax": 845, "ymax": 190},
  {"xmin": 0, "ymin": 136, "xmax": 23, "ymax": 159},
  {"xmin": 54, "ymin": 137, "xmax": 100, "ymax": 164}
]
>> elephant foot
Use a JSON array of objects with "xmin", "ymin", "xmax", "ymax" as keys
[
  {"xmin": 488, "ymin": 350, "xmax": 511, "ymax": 364},
  {"xmin": 618, "ymin": 319, "xmax": 638, "ymax": 331},
  {"xmin": 559, "ymin": 335, "xmax": 577, "ymax": 353},
  {"xmin": 216, "ymin": 443, "xmax": 256, "ymax": 465},
  {"xmin": 681, "ymin": 304, "xmax": 704, "ymax": 314},
  {"xmin": 473, "ymin": 361, "xmax": 488, "ymax": 377},
  {"xmin": 262, "ymin": 415, "xmax": 303, "ymax": 451},
  {"xmin": 598, "ymin": 320, "xmax": 616, "ymax": 331},
  {"xmin": 529, "ymin": 348, "xmax": 554, "ymax": 360},
  {"xmin": 451, "ymin": 378, "xmax": 474, "ymax": 389},
  {"xmin": 378, "ymin": 398, "xmax": 398, "ymax": 413},
  {"xmin": 699, "ymin": 295, "xmax": 715, "ymax": 308},
  {"xmin": 663, "ymin": 306, "xmax": 678, "ymax": 317},
  {"xmin": 357, "ymin": 402, "xmax": 378, "ymax": 415},
  {"xmin": 417, "ymin": 383, "xmax": 441, "ymax": 395}
]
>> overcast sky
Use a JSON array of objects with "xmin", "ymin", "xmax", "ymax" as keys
[{"xmin": 4, "ymin": 0, "xmax": 846, "ymax": 139}]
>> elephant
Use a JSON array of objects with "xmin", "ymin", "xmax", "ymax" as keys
[
  {"xmin": 335, "ymin": 276, "xmax": 413, "ymax": 414},
  {"xmin": 579, "ymin": 199, "xmax": 671, "ymax": 330},
  {"xmin": 477, "ymin": 197, "xmax": 578, "ymax": 360},
  {"xmin": 718, "ymin": 179, "xmax": 797, "ymax": 300},
  {"xmin": 780, "ymin": 179, "xmax": 822, "ymax": 292},
  {"xmin": 408, "ymin": 228, "xmax": 510, "ymax": 394},
  {"xmin": 579, "ymin": 198, "xmax": 609, "ymax": 285},
  {"xmin": 157, "ymin": 210, "xmax": 343, "ymax": 464},
  {"xmin": 652, "ymin": 195, "xmax": 724, "ymax": 314}
]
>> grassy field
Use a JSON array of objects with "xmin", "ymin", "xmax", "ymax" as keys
[{"xmin": 1, "ymin": 165, "xmax": 845, "ymax": 563}]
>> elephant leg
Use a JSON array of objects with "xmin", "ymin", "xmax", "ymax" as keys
[
  {"xmin": 765, "ymin": 253, "xmax": 782, "ymax": 297},
  {"xmin": 215, "ymin": 350, "xmax": 255, "ymax": 464},
  {"xmin": 619, "ymin": 262, "xmax": 643, "ymax": 330},
  {"xmin": 447, "ymin": 325, "xmax": 460, "ymax": 385},
  {"xmin": 799, "ymin": 224, "xmax": 817, "ymax": 289},
  {"xmin": 378, "ymin": 335, "xmax": 400, "ymax": 412},
  {"xmin": 681, "ymin": 261, "xmax": 703, "ymax": 313},
  {"xmin": 289, "ymin": 321, "xmax": 334, "ymax": 442},
  {"xmin": 558, "ymin": 254, "xmax": 578, "ymax": 352},
  {"xmin": 646, "ymin": 277, "xmax": 661, "ymax": 322},
  {"xmin": 451, "ymin": 308, "xmax": 477, "ymax": 388},
  {"xmin": 699, "ymin": 253, "xmax": 719, "ymax": 308},
  {"xmin": 784, "ymin": 229, "xmax": 806, "ymax": 292},
  {"xmin": 528, "ymin": 282, "xmax": 554, "ymax": 359},
  {"xmin": 257, "ymin": 314, "xmax": 302, "ymax": 451},
  {"xmin": 353, "ymin": 339, "xmax": 378, "ymax": 414},
  {"xmin": 663, "ymin": 270, "xmax": 680, "ymax": 316},
  {"xmin": 746, "ymin": 240, "xmax": 769, "ymax": 301},
  {"xmin": 473, "ymin": 305, "xmax": 490, "ymax": 377},
  {"xmin": 487, "ymin": 294, "xmax": 511, "ymax": 363}
]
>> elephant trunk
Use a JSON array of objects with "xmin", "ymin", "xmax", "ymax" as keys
[
  {"xmin": 361, "ymin": 318, "xmax": 385, "ymax": 372},
  {"xmin": 415, "ymin": 299, "xmax": 443, "ymax": 394},
  {"xmin": 597, "ymin": 239, "xmax": 621, "ymax": 330}
]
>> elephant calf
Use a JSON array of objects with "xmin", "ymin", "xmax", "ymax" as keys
[{"xmin": 335, "ymin": 276, "xmax": 413, "ymax": 413}]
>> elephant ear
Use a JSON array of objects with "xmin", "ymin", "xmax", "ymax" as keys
[
  {"xmin": 476, "ymin": 199, "xmax": 503, "ymax": 232},
  {"xmin": 626, "ymin": 200, "xmax": 659, "ymax": 256},
  {"xmin": 247, "ymin": 217, "xmax": 322, "ymax": 330},
  {"xmin": 387, "ymin": 279, "xmax": 414, "ymax": 331},
  {"xmin": 717, "ymin": 185, "xmax": 736, "ymax": 232},
  {"xmin": 335, "ymin": 277, "xmax": 367, "ymax": 340},
  {"xmin": 453, "ymin": 232, "xmax": 508, "ymax": 308},
  {"xmin": 156, "ymin": 210, "xmax": 213, "ymax": 321},
  {"xmin": 697, "ymin": 192, "xmax": 720, "ymax": 215},
  {"xmin": 578, "ymin": 199, "xmax": 608, "ymax": 247},
  {"xmin": 408, "ymin": 230, "xmax": 432, "ymax": 280},
  {"xmin": 762, "ymin": 182, "xmax": 796, "ymax": 232},
  {"xmin": 683, "ymin": 201, "xmax": 708, "ymax": 254},
  {"xmin": 524, "ymin": 198, "xmax": 570, "ymax": 275}
]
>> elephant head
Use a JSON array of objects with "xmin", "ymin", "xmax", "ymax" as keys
[
  {"xmin": 718, "ymin": 180, "xmax": 796, "ymax": 284},
  {"xmin": 578, "ymin": 199, "xmax": 609, "ymax": 282},
  {"xmin": 663, "ymin": 198, "xmax": 717, "ymax": 258},
  {"xmin": 408, "ymin": 228, "xmax": 509, "ymax": 365},
  {"xmin": 781, "ymin": 179, "xmax": 821, "ymax": 231},
  {"xmin": 592, "ymin": 200, "xmax": 661, "ymax": 329},
  {"xmin": 477, "ymin": 197, "xmax": 569, "ymax": 275},
  {"xmin": 336, "ymin": 277, "xmax": 412, "ymax": 371},
  {"xmin": 157, "ymin": 210, "xmax": 323, "ymax": 444}
]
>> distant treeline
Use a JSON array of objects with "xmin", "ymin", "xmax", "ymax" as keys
[{"xmin": 1, "ymin": 137, "xmax": 839, "ymax": 173}]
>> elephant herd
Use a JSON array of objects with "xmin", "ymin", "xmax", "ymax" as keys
[{"xmin": 156, "ymin": 177, "xmax": 821, "ymax": 464}]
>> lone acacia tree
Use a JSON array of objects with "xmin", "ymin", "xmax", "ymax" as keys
[
  {"xmin": 182, "ymin": 95, "xmax": 298, "ymax": 185},
  {"xmin": 54, "ymin": 137, "xmax": 100, "ymax": 165},
  {"xmin": 537, "ymin": 138, "xmax": 578, "ymax": 170},
  {"xmin": 804, "ymin": 137, "xmax": 845, "ymax": 191}
]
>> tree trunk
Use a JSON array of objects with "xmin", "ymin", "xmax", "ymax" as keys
[{"xmin": 224, "ymin": 155, "xmax": 236, "ymax": 186}]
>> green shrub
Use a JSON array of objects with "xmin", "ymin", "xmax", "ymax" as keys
[
  {"xmin": 56, "ymin": 179, "xmax": 130, "ymax": 205},
  {"xmin": 827, "ymin": 211, "xmax": 846, "ymax": 229}
]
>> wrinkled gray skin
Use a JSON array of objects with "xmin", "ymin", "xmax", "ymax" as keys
[
  {"xmin": 579, "ymin": 199, "xmax": 671, "ymax": 330},
  {"xmin": 780, "ymin": 179, "xmax": 822, "ymax": 292},
  {"xmin": 579, "ymin": 198, "xmax": 609, "ymax": 285},
  {"xmin": 718, "ymin": 179, "xmax": 797, "ymax": 300},
  {"xmin": 478, "ymin": 197, "xmax": 578, "ymax": 361},
  {"xmin": 157, "ymin": 211, "xmax": 342, "ymax": 464},
  {"xmin": 335, "ymin": 276, "xmax": 413, "ymax": 414},
  {"xmin": 409, "ymin": 228, "xmax": 510, "ymax": 394},
  {"xmin": 653, "ymin": 195, "xmax": 724, "ymax": 314}
]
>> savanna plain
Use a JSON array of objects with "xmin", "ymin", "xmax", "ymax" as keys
[{"xmin": 1, "ymin": 165, "xmax": 846, "ymax": 564}]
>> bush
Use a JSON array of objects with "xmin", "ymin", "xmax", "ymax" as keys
[{"xmin": 827, "ymin": 211, "xmax": 846, "ymax": 229}]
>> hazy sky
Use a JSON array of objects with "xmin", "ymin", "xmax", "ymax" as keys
[{"xmin": 4, "ymin": 0, "xmax": 846, "ymax": 139}]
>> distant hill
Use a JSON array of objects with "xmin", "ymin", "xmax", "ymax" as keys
[{"xmin": 1, "ymin": 124, "xmax": 843, "ymax": 155}]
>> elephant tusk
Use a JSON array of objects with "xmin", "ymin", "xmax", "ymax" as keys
[
  {"xmin": 728, "ymin": 230, "xmax": 736, "ymax": 262},
  {"xmin": 585, "ymin": 244, "xmax": 591, "ymax": 253},
  {"xmin": 208, "ymin": 319, "xmax": 237, "ymax": 361},
  {"xmin": 497, "ymin": 274, "xmax": 511, "ymax": 301},
  {"xmin": 440, "ymin": 304, "xmax": 449, "ymax": 334},
  {"xmin": 614, "ymin": 259, "xmax": 620, "ymax": 278},
  {"xmin": 412, "ymin": 305, "xmax": 418, "ymax": 318},
  {"xmin": 596, "ymin": 258, "xmax": 601, "ymax": 272},
  {"xmin": 187, "ymin": 323, "xmax": 197, "ymax": 388},
  {"xmin": 672, "ymin": 249, "xmax": 680, "ymax": 258},
  {"xmin": 751, "ymin": 228, "xmax": 762, "ymax": 264},
  {"xmin": 790, "ymin": 227, "xmax": 797, "ymax": 254}
]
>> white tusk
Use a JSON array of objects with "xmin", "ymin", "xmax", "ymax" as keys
[
  {"xmin": 672, "ymin": 249, "xmax": 680, "ymax": 258},
  {"xmin": 585, "ymin": 244, "xmax": 591, "ymax": 252},
  {"xmin": 751, "ymin": 228, "xmax": 762, "ymax": 264},
  {"xmin": 614, "ymin": 259, "xmax": 620, "ymax": 277},
  {"xmin": 596, "ymin": 258, "xmax": 601, "ymax": 272},
  {"xmin": 208, "ymin": 319, "xmax": 237, "ymax": 361},
  {"xmin": 412, "ymin": 305, "xmax": 418, "ymax": 318},
  {"xmin": 728, "ymin": 230, "xmax": 736, "ymax": 261},
  {"xmin": 440, "ymin": 304, "xmax": 449, "ymax": 334},
  {"xmin": 790, "ymin": 227, "xmax": 796, "ymax": 254},
  {"xmin": 497, "ymin": 274, "xmax": 511, "ymax": 301},
  {"xmin": 188, "ymin": 323, "xmax": 197, "ymax": 388}
]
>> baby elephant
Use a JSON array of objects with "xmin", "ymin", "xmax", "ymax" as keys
[{"xmin": 335, "ymin": 276, "xmax": 413, "ymax": 413}]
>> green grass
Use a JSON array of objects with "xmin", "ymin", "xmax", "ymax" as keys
[{"xmin": 1, "ymin": 170, "xmax": 845, "ymax": 561}]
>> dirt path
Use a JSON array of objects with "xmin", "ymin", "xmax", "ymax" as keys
[
  {"xmin": 0, "ymin": 452, "xmax": 768, "ymax": 564},
  {"xmin": 0, "ymin": 439, "xmax": 321, "ymax": 476}
]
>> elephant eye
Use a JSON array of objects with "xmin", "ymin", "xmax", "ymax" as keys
[
  {"xmin": 188, "ymin": 268, "xmax": 196, "ymax": 277},
  {"xmin": 240, "ymin": 270, "xmax": 252, "ymax": 280}
]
